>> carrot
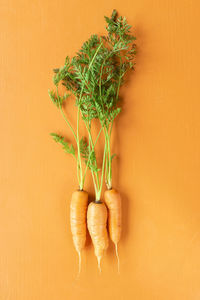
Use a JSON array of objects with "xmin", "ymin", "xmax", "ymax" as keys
[
  {"xmin": 87, "ymin": 201, "xmax": 109, "ymax": 272},
  {"xmin": 70, "ymin": 190, "xmax": 88, "ymax": 276},
  {"xmin": 104, "ymin": 188, "xmax": 121, "ymax": 272}
]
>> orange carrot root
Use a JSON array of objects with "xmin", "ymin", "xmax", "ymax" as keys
[
  {"xmin": 104, "ymin": 189, "xmax": 122, "ymax": 273},
  {"xmin": 87, "ymin": 201, "xmax": 109, "ymax": 272},
  {"xmin": 70, "ymin": 190, "xmax": 88, "ymax": 276}
]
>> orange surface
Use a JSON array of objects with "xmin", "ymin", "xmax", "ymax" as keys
[{"xmin": 1, "ymin": 1, "xmax": 200, "ymax": 299}]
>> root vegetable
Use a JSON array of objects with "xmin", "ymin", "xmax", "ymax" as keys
[
  {"xmin": 87, "ymin": 201, "xmax": 109, "ymax": 272},
  {"xmin": 104, "ymin": 188, "xmax": 121, "ymax": 272},
  {"xmin": 70, "ymin": 190, "xmax": 88, "ymax": 276}
]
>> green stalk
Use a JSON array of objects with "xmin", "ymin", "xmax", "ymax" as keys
[
  {"xmin": 103, "ymin": 55, "xmax": 122, "ymax": 188},
  {"xmin": 85, "ymin": 125, "xmax": 98, "ymax": 195},
  {"xmin": 91, "ymin": 170, "xmax": 98, "ymax": 198},
  {"xmin": 77, "ymin": 106, "xmax": 83, "ymax": 190},
  {"xmin": 105, "ymin": 127, "xmax": 112, "ymax": 189},
  {"xmin": 105, "ymin": 146, "xmax": 108, "ymax": 186},
  {"xmin": 88, "ymin": 42, "xmax": 103, "ymax": 70},
  {"xmin": 103, "ymin": 56, "xmax": 122, "ymax": 189},
  {"xmin": 116, "ymin": 57, "xmax": 122, "ymax": 100},
  {"xmin": 98, "ymin": 51, "xmax": 123, "ymax": 189},
  {"xmin": 59, "ymin": 106, "xmax": 77, "ymax": 142},
  {"xmin": 84, "ymin": 120, "xmax": 108, "ymax": 201},
  {"xmin": 59, "ymin": 105, "xmax": 82, "ymax": 188},
  {"xmin": 85, "ymin": 122, "xmax": 100, "ymax": 190},
  {"xmin": 97, "ymin": 138, "xmax": 107, "ymax": 200},
  {"xmin": 82, "ymin": 127, "xmax": 103, "ymax": 185},
  {"xmin": 57, "ymin": 90, "xmax": 83, "ymax": 189}
]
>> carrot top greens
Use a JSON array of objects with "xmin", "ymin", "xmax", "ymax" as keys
[{"xmin": 49, "ymin": 9, "xmax": 136, "ymax": 198}]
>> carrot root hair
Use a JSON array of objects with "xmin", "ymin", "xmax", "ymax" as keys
[
  {"xmin": 76, "ymin": 251, "xmax": 81, "ymax": 279},
  {"xmin": 115, "ymin": 243, "xmax": 120, "ymax": 274},
  {"xmin": 97, "ymin": 256, "xmax": 102, "ymax": 274}
]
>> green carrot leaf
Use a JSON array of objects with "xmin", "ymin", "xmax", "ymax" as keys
[{"xmin": 50, "ymin": 133, "xmax": 75, "ymax": 156}]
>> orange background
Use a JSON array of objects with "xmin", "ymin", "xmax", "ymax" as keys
[{"xmin": 1, "ymin": 0, "xmax": 200, "ymax": 299}]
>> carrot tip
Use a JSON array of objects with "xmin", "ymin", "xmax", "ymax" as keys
[
  {"xmin": 97, "ymin": 256, "xmax": 102, "ymax": 274},
  {"xmin": 115, "ymin": 243, "xmax": 120, "ymax": 274},
  {"xmin": 76, "ymin": 251, "xmax": 81, "ymax": 279}
]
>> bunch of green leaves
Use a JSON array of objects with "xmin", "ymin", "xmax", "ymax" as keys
[
  {"xmin": 49, "ymin": 9, "xmax": 136, "ymax": 196},
  {"xmin": 50, "ymin": 10, "xmax": 136, "ymax": 123}
]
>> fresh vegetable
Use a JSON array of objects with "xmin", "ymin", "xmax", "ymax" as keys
[
  {"xmin": 70, "ymin": 190, "xmax": 88, "ymax": 275},
  {"xmin": 104, "ymin": 188, "xmax": 121, "ymax": 272},
  {"xmin": 87, "ymin": 201, "xmax": 109, "ymax": 272}
]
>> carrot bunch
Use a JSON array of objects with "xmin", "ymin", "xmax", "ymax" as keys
[{"xmin": 49, "ymin": 9, "xmax": 136, "ymax": 275}]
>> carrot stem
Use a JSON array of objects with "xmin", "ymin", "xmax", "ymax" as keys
[
  {"xmin": 77, "ymin": 107, "xmax": 83, "ymax": 190},
  {"xmin": 98, "ymin": 138, "xmax": 107, "ymax": 200},
  {"xmin": 82, "ymin": 127, "xmax": 102, "ymax": 185},
  {"xmin": 57, "ymin": 101, "xmax": 84, "ymax": 189}
]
